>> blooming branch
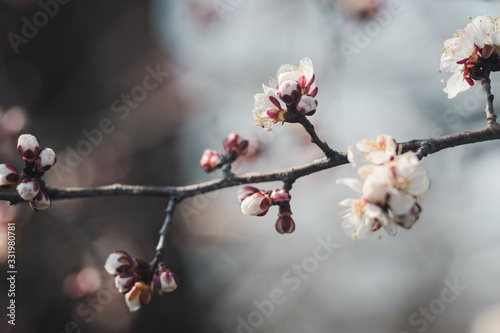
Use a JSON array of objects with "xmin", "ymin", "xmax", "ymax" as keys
[{"xmin": 0, "ymin": 125, "xmax": 498, "ymax": 205}]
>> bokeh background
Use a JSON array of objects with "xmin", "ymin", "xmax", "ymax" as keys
[{"xmin": 1, "ymin": 0, "xmax": 500, "ymax": 332}]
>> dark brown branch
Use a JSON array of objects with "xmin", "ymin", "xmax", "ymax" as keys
[{"xmin": 1, "ymin": 124, "xmax": 499, "ymax": 205}]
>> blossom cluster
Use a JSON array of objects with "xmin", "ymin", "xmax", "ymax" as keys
[
  {"xmin": 105, "ymin": 251, "xmax": 178, "ymax": 311},
  {"xmin": 337, "ymin": 135, "xmax": 430, "ymax": 240},
  {"xmin": 200, "ymin": 132, "xmax": 249, "ymax": 173},
  {"xmin": 0, "ymin": 134, "xmax": 56, "ymax": 211},
  {"xmin": 440, "ymin": 15, "xmax": 500, "ymax": 98},
  {"xmin": 253, "ymin": 57, "xmax": 318, "ymax": 131},
  {"xmin": 237, "ymin": 186, "xmax": 295, "ymax": 234}
]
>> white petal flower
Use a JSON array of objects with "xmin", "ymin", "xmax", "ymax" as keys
[
  {"xmin": 347, "ymin": 135, "xmax": 397, "ymax": 168},
  {"xmin": 253, "ymin": 92, "xmax": 286, "ymax": 131},
  {"xmin": 392, "ymin": 152, "xmax": 430, "ymax": 196},
  {"xmin": 338, "ymin": 198, "xmax": 397, "ymax": 240},
  {"xmin": 336, "ymin": 178, "xmax": 363, "ymax": 193},
  {"xmin": 439, "ymin": 15, "xmax": 500, "ymax": 98},
  {"xmin": 465, "ymin": 16, "xmax": 500, "ymax": 49}
]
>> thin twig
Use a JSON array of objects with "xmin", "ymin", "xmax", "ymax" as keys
[
  {"xmin": 296, "ymin": 115, "xmax": 338, "ymax": 159},
  {"xmin": 481, "ymin": 71, "xmax": 497, "ymax": 125}
]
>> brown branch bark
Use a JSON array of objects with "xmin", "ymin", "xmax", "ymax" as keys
[{"xmin": 1, "ymin": 124, "xmax": 499, "ymax": 205}]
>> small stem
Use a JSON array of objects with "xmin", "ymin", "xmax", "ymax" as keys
[
  {"xmin": 295, "ymin": 115, "xmax": 338, "ymax": 159},
  {"xmin": 481, "ymin": 71, "xmax": 497, "ymax": 125},
  {"xmin": 156, "ymin": 197, "xmax": 177, "ymax": 258}
]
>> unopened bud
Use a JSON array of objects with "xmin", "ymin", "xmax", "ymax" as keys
[
  {"xmin": 237, "ymin": 186, "xmax": 260, "ymax": 203},
  {"xmin": 278, "ymin": 80, "xmax": 301, "ymax": 104},
  {"xmin": 17, "ymin": 134, "xmax": 40, "ymax": 161},
  {"xmin": 151, "ymin": 265, "xmax": 178, "ymax": 295},
  {"xmin": 16, "ymin": 178, "xmax": 40, "ymax": 201},
  {"xmin": 275, "ymin": 206, "xmax": 296, "ymax": 234},
  {"xmin": 270, "ymin": 189, "xmax": 291, "ymax": 205},
  {"xmin": 104, "ymin": 251, "xmax": 138, "ymax": 275},
  {"xmin": 0, "ymin": 164, "xmax": 20, "ymax": 189},
  {"xmin": 296, "ymin": 95, "xmax": 318, "ymax": 116},
  {"xmin": 29, "ymin": 190, "xmax": 51, "ymax": 211},
  {"xmin": 240, "ymin": 191, "xmax": 271, "ymax": 216},
  {"xmin": 223, "ymin": 133, "xmax": 249, "ymax": 157},
  {"xmin": 200, "ymin": 149, "xmax": 221, "ymax": 173},
  {"xmin": 125, "ymin": 281, "xmax": 151, "ymax": 312},
  {"xmin": 115, "ymin": 271, "xmax": 137, "ymax": 294},
  {"xmin": 35, "ymin": 148, "xmax": 57, "ymax": 172}
]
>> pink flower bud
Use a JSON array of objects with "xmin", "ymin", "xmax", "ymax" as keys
[
  {"xmin": 0, "ymin": 164, "xmax": 20, "ymax": 189},
  {"xmin": 104, "ymin": 251, "xmax": 138, "ymax": 275},
  {"xmin": 35, "ymin": 148, "xmax": 57, "ymax": 172},
  {"xmin": 151, "ymin": 266, "xmax": 178, "ymax": 295},
  {"xmin": 223, "ymin": 133, "xmax": 249, "ymax": 156},
  {"xmin": 275, "ymin": 211, "xmax": 296, "ymax": 234},
  {"xmin": 17, "ymin": 134, "xmax": 40, "ymax": 161},
  {"xmin": 241, "ymin": 191, "xmax": 271, "ymax": 216},
  {"xmin": 115, "ymin": 271, "xmax": 137, "ymax": 294},
  {"xmin": 270, "ymin": 189, "xmax": 291, "ymax": 205},
  {"xmin": 296, "ymin": 95, "xmax": 318, "ymax": 116},
  {"xmin": 29, "ymin": 190, "xmax": 51, "ymax": 211},
  {"xmin": 278, "ymin": 80, "xmax": 301, "ymax": 104},
  {"xmin": 125, "ymin": 281, "xmax": 151, "ymax": 312},
  {"xmin": 16, "ymin": 178, "xmax": 40, "ymax": 201},
  {"xmin": 200, "ymin": 149, "xmax": 221, "ymax": 173},
  {"xmin": 237, "ymin": 186, "xmax": 260, "ymax": 203}
]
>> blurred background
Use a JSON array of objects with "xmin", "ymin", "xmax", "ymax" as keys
[{"xmin": 0, "ymin": 0, "xmax": 500, "ymax": 332}]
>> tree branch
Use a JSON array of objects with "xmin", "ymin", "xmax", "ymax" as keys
[{"xmin": 1, "ymin": 124, "xmax": 499, "ymax": 205}]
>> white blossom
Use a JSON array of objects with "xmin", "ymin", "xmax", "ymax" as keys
[
  {"xmin": 337, "ymin": 198, "xmax": 397, "ymax": 240},
  {"xmin": 253, "ymin": 92, "xmax": 286, "ymax": 131}
]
